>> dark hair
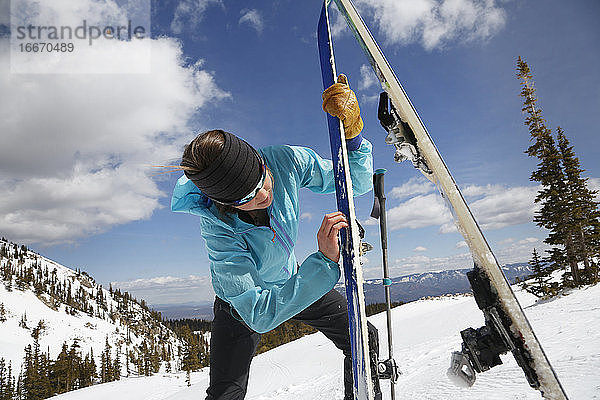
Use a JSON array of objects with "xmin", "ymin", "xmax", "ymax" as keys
[{"xmin": 181, "ymin": 129, "xmax": 238, "ymax": 215}]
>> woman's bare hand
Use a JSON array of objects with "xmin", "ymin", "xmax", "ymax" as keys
[{"xmin": 317, "ymin": 211, "xmax": 348, "ymax": 263}]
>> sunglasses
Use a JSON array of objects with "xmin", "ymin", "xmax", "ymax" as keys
[{"xmin": 218, "ymin": 163, "xmax": 267, "ymax": 207}]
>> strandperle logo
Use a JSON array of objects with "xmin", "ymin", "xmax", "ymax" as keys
[
  {"xmin": 15, "ymin": 20, "xmax": 147, "ymax": 46},
  {"xmin": 10, "ymin": 0, "xmax": 152, "ymax": 74}
]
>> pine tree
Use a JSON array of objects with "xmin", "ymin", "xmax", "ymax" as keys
[
  {"xmin": 68, "ymin": 340, "xmax": 82, "ymax": 390},
  {"xmin": 556, "ymin": 127, "xmax": 600, "ymax": 283},
  {"xmin": 100, "ymin": 350, "xmax": 106, "ymax": 383},
  {"xmin": 54, "ymin": 343, "xmax": 70, "ymax": 393},
  {"xmin": 100, "ymin": 337, "xmax": 113, "ymax": 383},
  {"xmin": 180, "ymin": 326, "xmax": 201, "ymax": 375},
  {"xmin": 136, "ymin": 351, "xmax": 144, "ymax": 377},
  {"xmin": 0, "ymin": 358, "xmax": 8, "ymax": 400},
  {"xmin": 31, "ymin": 320, "xmax": 46, "ymax": 340},
  {"xmin": 31, "ymin": 338, "xmax": 43, "ymax": 399},
  {"xmin": 112, "ymin": 347, "xmax": 121, "ymax": 381},
  {"xmin": 75, "ymin": 347, "xmax": 96, "ymax": 388},
  {"xmin": 87, "ymin": 347, "xmax": 97, "ymax": 386},
  {"xmin": 19, "ymin": 312, "xmax": 28, "ymax": 329},
  {"xmin": 21, "ymin": 343, "xmax": 46, "ymax": 400},
  {"xmin": 38, "ymin": 351, "xmax": 53, "ymax": 398},
  {"xmin": 16, "ymin": 373, "xmax": 22, "ymax": 400},
  {"xmin": 149, "ymin": 337, "xmax": 161, "ymax": 374},
  {"xmin": 0, "ymin": 360, "xmax": 15, "ymax": 400},
  {"xmin": 517, "ymin": 57, "xmax": 582, "ymax": 285},
  {"xmin": 521, "ymin": 248, "xmax": 555, "ymax": 297},
  {"xmin": 7, "ymin": 363, "xmax": 14, "ymax": 400}
]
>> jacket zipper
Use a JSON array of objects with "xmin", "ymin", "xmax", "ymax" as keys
[{"xmin": 235, "ymin": 225, "xmax": 291, "ymax": 259}]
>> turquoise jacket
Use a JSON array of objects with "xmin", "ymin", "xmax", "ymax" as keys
[{"xmin": 171, "ymin": 139, "xmax": 373, "ymax": 333}]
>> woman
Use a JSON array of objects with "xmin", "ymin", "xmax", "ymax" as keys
[{"xmin": 171, "ymin": 75, "xmax": 381, "ymax": 400}]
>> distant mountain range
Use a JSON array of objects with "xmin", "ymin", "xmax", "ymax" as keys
[
  {"xmin": 153, "ymin": 264, "xmax": 533, "ymax": 320},
  {"xmin": 151, "ymin": 302, "xmax": 215, "ymax": 321},
  {"xmin": 339, "ymin": 263, "xmax": 532, "ymax": 305}
]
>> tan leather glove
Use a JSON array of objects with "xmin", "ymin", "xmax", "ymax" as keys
[{"xmin": 322, "ymin": 74, "xmax": 363, "ymax": 139}]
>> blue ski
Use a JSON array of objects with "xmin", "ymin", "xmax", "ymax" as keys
[{"xmin": 318, "ymin": 2, "xmax": 374, "ymax": 400}]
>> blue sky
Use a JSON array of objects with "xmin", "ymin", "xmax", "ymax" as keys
[{"xmin": 1, "ymin": 0, "xmax": 598, "ymax": 306}]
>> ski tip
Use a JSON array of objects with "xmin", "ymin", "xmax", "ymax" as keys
[{"xmin": 375, "ymin": 168, "xmax": 387, "ymax": 175}]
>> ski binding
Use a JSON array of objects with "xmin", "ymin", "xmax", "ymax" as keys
[
  {"xmin": 447, "ymin": 266, "xmax": 540, "ymax": 389},
  {"xmin": 378, "ymin": 92, "xmax": 431, "ymax": 174}
]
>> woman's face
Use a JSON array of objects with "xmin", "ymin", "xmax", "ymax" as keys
[{"xmin": 234, "ymin": 167, "xmax": 274, "ymax": 211}]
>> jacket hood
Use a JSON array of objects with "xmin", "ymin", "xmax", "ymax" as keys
[
  {"xmin": 171, "ymin": 173, "xmax": 262, "ymax": 234},
  {"xmin": 171, "ymin": 174, "xmax": 213, "ymax": 216}
]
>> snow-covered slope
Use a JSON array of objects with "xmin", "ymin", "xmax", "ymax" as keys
[
  {"xmin": 0, "ymin": 239, "xmax": 183, "ymax": 377},
  {"xmin": 48, "ymin": 282, "xmax": 600, "ymax": 399}
]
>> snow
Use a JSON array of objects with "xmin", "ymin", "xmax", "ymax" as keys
[
  {"xmin": 0, "ymin": 242, "xmax": 183, "ymax": 375},
  {"xmin": 47, "ymin": 284, "xmax": 600, "ymax": 400}
]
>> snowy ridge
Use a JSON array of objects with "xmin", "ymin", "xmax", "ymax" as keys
[
  {"xmin": 46, "ymin": 281, "xmax": 599, "ymax": 399},
  {"xmin": 0, "ymin": 238, "xmax": 184, "ymax": 378}
]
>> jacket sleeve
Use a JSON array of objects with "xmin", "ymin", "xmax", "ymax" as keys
[
  {"xmin": 202, "ymin": 220, "xmax": 341, "ymax": 333},
  {"xmin": 289, "ymin": 138, "xmax": 373, "ymax": 196}
]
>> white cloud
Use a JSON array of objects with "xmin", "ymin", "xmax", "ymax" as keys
[
  {"xmin": 455, "ymin": 240, "xmax": 467, "ymax": 249},
  {"xmin": 440, "ymin": 222, "xmax": 458, "ymax": 234},
  {"xmin": 356, "ymin": 0, "xmax": 506, "ymax": 50},
  {"xmin": 414, "ymin": 246, "xmax": 428, "ymax": 252},
  {"xmin": 113, "ymin": 274, "xmax": 215, "ymax": 305},
  {"xmin": 385, "ymin": 179, "xmax": 540, "ymax": 233},
  {"xmin": 300, "ymin": 212, "xmax": 314, "ymax": 221},
  {"xmin": 383, "ymin": 234, "xmax": 546, "ymax": 277},
  {"xmin": 389, "ymin": 176, "xmax": 435, "ymax": 200},
  {"xmin": 389, "ymin": 251, "xmax": 472, "ymax": 276},
  {"xmin": 518, "ymin": 237, "xmax": 539, "ymax": 245},
  {"xmin": 588, "ymin": 177, "xmax": 600, "ymax": 200},
  {"xmin": 239, "ymin": 9, "xmax": 264, "ymax": 34},
  {"xmin": 462, "ymin": 183, "xmax": 504, "ymax": 198},
  {"xmin": 171, "ymin": 0, "xmax": 223, "ymax": 35},
  {"xmin": 494, "ymin": 236, "xmax": 548, "ymax": 266},
  {"xmin": 359, "ymin": 64, "xmax": 378, "ymax": 90},
  {"xmin": 387, "ymin": 193, "xmax": 453, "ymax": 231},
  {"xmin": 469, "ymin": 185, "xmax": 540, "ymax": 230},
  {"xmin": 362, "ymin": 217, "xmax": 379, "ymax": 226},
  {"xmin": 360, "ymin": 93, "xmax": 380, "ymax": 105},
  {"xmin": 0, "ymin": 1, "xmax": 230, "ymax": 245},
  {"xmin": 329, "ymin": 5, "xmax": 350, "ymax": 39}
]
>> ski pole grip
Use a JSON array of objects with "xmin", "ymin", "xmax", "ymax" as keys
[{"xmin": 373, "ymin": 168, "xmax": 386, "ymax": 200}]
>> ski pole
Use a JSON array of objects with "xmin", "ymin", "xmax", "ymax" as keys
[{"xmin": 371, "ymin": 168, "xmax": 398, "ymax": 399}]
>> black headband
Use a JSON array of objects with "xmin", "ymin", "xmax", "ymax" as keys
[{"xmin": 183, "ymin": 131, "xmax": 263, "ymax": 204}]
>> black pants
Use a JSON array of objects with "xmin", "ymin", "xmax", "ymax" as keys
[{"xmin": 206, "ymin": 289, "xmax": 380, "ymax": 400}]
